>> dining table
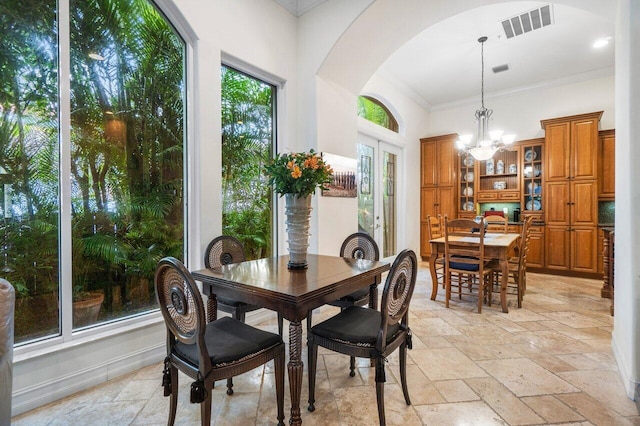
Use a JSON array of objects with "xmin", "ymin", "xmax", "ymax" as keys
[
  {"xmin": 191, "ymin": 254, "xmax": 390, "ymax": 426},
  {"xmin": 428, "ymin": 232, "xmax": 521, "ymax": 313}
]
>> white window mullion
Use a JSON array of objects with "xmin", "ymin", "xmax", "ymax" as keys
[{"xmin": 58, "ymin": 0, "xmax": 73, "ymax": 340}]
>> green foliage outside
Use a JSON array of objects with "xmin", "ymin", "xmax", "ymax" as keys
[
  {"xmin": 221, "ymin": 67, "xmax": 274, "ymax": 260},
  {"xmin": 1, "ymin": 0, "xmax": 185, "ymax": 342},
  {"xmin": 357, "ymin": 96, "xmax": 397, "ymax": 131}
]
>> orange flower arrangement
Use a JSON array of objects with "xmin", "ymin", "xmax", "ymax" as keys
[{"xmin": 265, "ymin": 150, "xmax": 333, "ymax": 198}]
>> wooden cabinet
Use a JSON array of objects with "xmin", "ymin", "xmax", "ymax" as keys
[
  {"xmin": 476, "ymin": 148, "xmax": 520, "ymax": 202},
  {"xmin": 458, "ymin": 153, "xmax": 476, "ymax": 214},
  {"xmin": 598, "ymin": 129, "xmax": 615, "ymax": 200},
  {"xmin": 521, "ymin": 139, "xmax": 544, "ymax": 219},
  {"xmin": 542, "ymin": 111, "xmax": 602, "ymax": 273},
  {"xmin": 527, "ymin": 225, "xmax": 545, "ymax": 268},
  {"xmin": 420, "ymin": 134, "xmax": 458, "ymax": 259}
]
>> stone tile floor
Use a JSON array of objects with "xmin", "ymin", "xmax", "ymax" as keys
[{"xmin": 12, "ymin": 264, "xmax": 639, "ymax": 425}]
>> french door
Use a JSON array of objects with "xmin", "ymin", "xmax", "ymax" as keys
[{"xmin": 357, "ymin": 133, "xmax": 401, "ymax": 258}]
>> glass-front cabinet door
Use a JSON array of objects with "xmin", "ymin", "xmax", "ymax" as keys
[
  {"xmin": 458, "ymin": 153, "xmax": 476, "ymax": 217},
  {"xmin": 522, "ymin": 142, "xmax": 544, "ymax": 217}
]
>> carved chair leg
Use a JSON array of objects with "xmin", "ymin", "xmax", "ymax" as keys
[{"xmin": 349, "ymin": 356, "xmax": 356, "ymax": 377}]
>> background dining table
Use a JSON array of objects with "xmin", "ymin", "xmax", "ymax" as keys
[{"xmin": 429, "ymin": 233, "xmax": 521, "ymax": 313}]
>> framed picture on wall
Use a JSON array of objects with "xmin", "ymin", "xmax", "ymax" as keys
[{"xmin": 321, "ymin": 153, "xmax": 357, "ymax": 197}]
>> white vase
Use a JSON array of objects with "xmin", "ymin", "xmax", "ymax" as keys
[{"xmin": 284, "ymin": 193, "xmax": 312, "ymax": 269}]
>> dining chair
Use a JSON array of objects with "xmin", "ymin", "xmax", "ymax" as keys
[
  {"xmin": 444, "ymin": 217, "xmax": 493, "ymax": 313},
  {"xmin": 484, "ymin": 214, "xmax": 509, "ymax": 233},
  {"xmin": 489, "ymin": 215, "xmax": 533, "ymax": 308},
  {"xmin": 155, "ymin": 257, "xmax": 285, "ymax": 426},
  {"xmin": 204, "ymin": 235, "xmax": 284, "ymax": 395},
  {"xmin": 307, "ymin": 249, "xmax": 418, "ymax": 426},
  {"xmin": 306, "ymin": 232, "xmax": 380, "ymax": 376},
  {"xmin": 426, "ymin": 214, "xmax": 445, "ymax": 288}
]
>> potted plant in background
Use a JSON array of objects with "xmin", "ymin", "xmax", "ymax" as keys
[{"xmin": 265, "ymin": 150, "xmax": 332, "ymax": 269}]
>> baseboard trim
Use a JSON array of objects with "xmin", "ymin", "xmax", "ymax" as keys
[{"xmin": 12, "ymin": 343, "xmax": 164, "ymax": 416}]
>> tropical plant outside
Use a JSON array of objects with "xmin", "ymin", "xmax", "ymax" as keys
[
  {"xmin": 1, "ymin": 0, "xmax": 185, "ymax": 343},
  {"xmin": 265, "ymin": 150, "xmax": 333, "ymax": 198},
  {"xmin": 221, "ymin": 66, "xmax": 275, "ymax": 260},
  {"xmin": 357, "ymin": 95, "xmax": 398, "ymax": 132}
]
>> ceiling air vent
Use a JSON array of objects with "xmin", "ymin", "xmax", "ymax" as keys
[
  {"xmin": 501, "ymin": 5, "xmax": 553, "ymax": 39},
  {"xmin": 492, "ymin": 64, "xmax": 510, "ymax": 74}
]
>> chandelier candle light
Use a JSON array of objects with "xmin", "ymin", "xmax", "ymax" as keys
[{"xmin": 456, "ymin": 36, "xmax": 515, "ymax": 161}]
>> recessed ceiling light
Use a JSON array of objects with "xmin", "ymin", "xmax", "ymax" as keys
[
  {"xmin": 88, "ymin": 52, "xmax": 105, "ymax": 61},
  {"xmin": 593, "ymin": 37, "xmax": 611, "ymax": 49}
]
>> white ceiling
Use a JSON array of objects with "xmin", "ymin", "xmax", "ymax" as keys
[{"xmin": 274, "ymin": 1, "xmax": 615, "ymax": 110}]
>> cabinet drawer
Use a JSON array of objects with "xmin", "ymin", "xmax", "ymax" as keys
[
  {"xmin": 523, "ymin": 213, "xmax": 544, "ymax": 223},
  {"xmin": 476, "ymin": 191, "xmax": 520, "ymax": 201},
  {"xmin": 499, "ymin": 191, "xmax": 520, "ymax": 200}
]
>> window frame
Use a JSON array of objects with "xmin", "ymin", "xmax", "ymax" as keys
[{"xmin": 14, "ymin": 0, "xmax": 194, "ymax": 356}]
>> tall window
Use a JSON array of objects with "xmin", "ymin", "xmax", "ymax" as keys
[
  {"xmin": 221, "ymin": 66, "xmax": 275, "ymax": 259},
  {"xmin": 357, "ymin": 96, "xmax": 398, "ymax": 132},
  {"xmin": 1, "ymin": 0, "xmax": 186, "ymax": 345}
]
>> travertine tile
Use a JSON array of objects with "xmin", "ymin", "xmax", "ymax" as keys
[
  {"xmin": 557, "ymin": 392, "xmax": 636, "ymax": 425},
  {"xmin": 476, "ymin": 357, "xmax": 578, "ymax": 397},
  {"xmin": 410, "ymin": 347, "xmax": 488, "ymax": 381},
  {"xmin": 465, "ymin": 376, "xmax": 544, "ymax": 425},
  {"xmin": 542, "ymin": 311, "xmax": 610, "ymax": 328},
  {"xmin": 432, "ymin": 379, "xmax": 479, "ymax": 402},
  {"xmin": 558, "ymin": 369, "xmax": 639, "ymax": 416},
  {"xmin": 521, "ymin": 395, "xmax": 585, "ymax": 423},
  {"xmin": 414, "ymin": 400, "xmax": 507, "ymax": 425},
  {"xmin": 388, "ymin": 364, "xmax": 446, "ymax": 405},
  {"xmin": 13, "ymin": 266, "xmax": 638, "ymax": 426}
]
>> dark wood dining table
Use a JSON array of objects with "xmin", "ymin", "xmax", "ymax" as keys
[
  {"xmin": 191, "ymin": 254, "xmax": 390, "ymax": 426},
  {"xmin": 428, "ymin": 233, "xmax": 521, "ymax": 313}
]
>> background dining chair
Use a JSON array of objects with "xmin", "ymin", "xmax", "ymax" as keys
[
  {"xmin": 306, "ymin": 232, "xmax": 380, "ymax": 376},
  {"xmin": 307, "ymin": 249, "xmax": 418, "ymax": 426},
  {"xmin": 204, "ymin": 235, "xmax": 284, "ymax": 395},
  {"xmin": 489, "ymin": 215, "xmax": 533, "ymax": 308},
  {"xmin": 484, "ymin": 214, "xmax": 509, "ymax": 233},
  {"xmin": 155, "ymin": 257, "xmax": 285, "ymax": 426},
  {"xmin": 444, "ymin": 217, "xmax": 492, "ymax": 313},
  {"xmin": 426, "ymin": 214, "xmax": 445, "ymax": 288}
]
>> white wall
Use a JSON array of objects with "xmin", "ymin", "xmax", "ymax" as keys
[
  {"xmin": 427, "ymin": 75, "xmax": 615, "ymax": 139},
  {"xmin": 612, "ymin": 0, "xmax": 640, "ymax": 399}
]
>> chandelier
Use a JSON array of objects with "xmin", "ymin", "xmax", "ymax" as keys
[{"xmin": 456, "ymin": 36, "xmax": 515, "ymax": 161}]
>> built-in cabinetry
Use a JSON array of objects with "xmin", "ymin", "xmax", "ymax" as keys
[
  {"xmin": 476, "ymin": 148, "xmax": 521, "ymax": 202},
  {"xmin": 420, "ymin": 134, "xmax": 458, "ymax": 259},
  {"xmin": 520, "ymin": 139, "xmax": 544, "ymax": 222},
  {"xmin": 598, "ymin": 129, "xmax": 615, "ymax": 200},
  {"xmin": 527, "ymin": 225, "xmax": 545, "ymax": 268},
  {"xmin": 458, "ymin": 153, "xmax": 476, "ymax": 218},
  {"xmin": 542, "ymin": 111, "xmax": 602, "ymax": 273}
]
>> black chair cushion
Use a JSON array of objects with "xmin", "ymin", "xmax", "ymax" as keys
[
  {"xmin": 339, "ymin": 287, "xmax": 370, "ymax": 303},
  {"xmin": 310, "ymin": 306, "xmax": 400, "ymax": 346},
  {"xmin": 174, "ymin": 317, "xmax": 282, "ymax": 366},
  {"xmin": 449, "ymin": 255, "xmax": 479, "ymax": 271}
]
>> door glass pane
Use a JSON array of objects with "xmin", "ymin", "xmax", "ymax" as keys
[
  {"xmin": 357, "ymin": 144, "xmax": 375, "ymax": 236},
  {"xmin": 1, "ymin": 1, "xmax": 60, "ymax": 344},
  {"xmin": 69, "ymin": 0, "xmax": 185, "ymax": 328},
  {"xmin": 221, "ymin": 66, "xmax": 275, "ymax": 259},
  {"xmin": 382, "ymin": 151, "xmax": 397, "ymax": 257}
]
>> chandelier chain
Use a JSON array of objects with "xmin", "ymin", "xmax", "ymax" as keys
[{"xmin": 480, "ymin": 39, "xmax": 485, "ymax": 109}]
